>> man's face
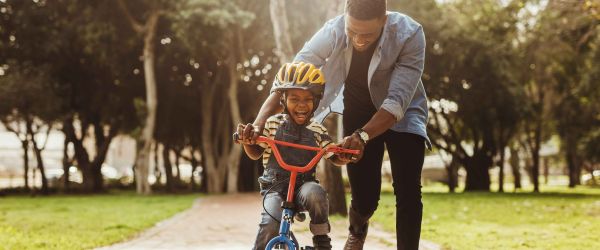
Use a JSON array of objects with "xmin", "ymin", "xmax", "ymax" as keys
[
  {"xmin": 345, "ymin": 14, "xmax": 387, "ymax": 52},
  {"xmin": 285, "ymin": 89, "xmax": 315, "ymax": 125}
]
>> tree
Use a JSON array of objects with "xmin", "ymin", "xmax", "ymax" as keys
[
  {"xmin": 116, "ymin": 0, "xmax": 171, "ymax": 194},
  {"xmin": 52, "ymin": 1, "xmax": 141, "ymax": 192},
  {"xmin": 174, "ymin": 0, "xmax": 255, "ymax": 193},
  {"xmin": 424, "ymin": 0, "xmax": 525, "ymax": 191},
  {"xmin": 0, "ymin": 63, "xmax": 59, "ymax": 194}
]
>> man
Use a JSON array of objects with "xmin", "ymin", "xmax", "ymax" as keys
[{"xmin": 240, "ymin": 0, "xmax": 430, "ymax": 249}]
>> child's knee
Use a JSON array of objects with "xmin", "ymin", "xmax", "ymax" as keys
[
  {"xmin": 305, "ymin": 189, "xmax": 329, "ymax": 213},
  {"xmin": 307, "ymin": 188, "xmax": 328, "ymax": 204}
]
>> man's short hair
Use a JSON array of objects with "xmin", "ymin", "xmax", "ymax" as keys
[{"xmin": 345, "ymin": 0, "xmax": 386, "ymax": 20}]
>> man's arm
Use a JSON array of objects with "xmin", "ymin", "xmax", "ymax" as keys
[{"xmin": 380, "ymin": 25, "xmax": 426, "ymax": 122}]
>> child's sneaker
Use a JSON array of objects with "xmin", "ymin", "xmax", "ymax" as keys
[{"xmin": 312, "ymin": 235, "xmax": 332, "ymax": 250}]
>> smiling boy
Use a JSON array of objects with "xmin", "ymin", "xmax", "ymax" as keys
[{"xmin": 237, "ymin": 62, "xmax": 346, "ymax": 250}]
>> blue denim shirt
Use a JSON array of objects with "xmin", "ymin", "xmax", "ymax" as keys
[{"xmin": 277, "ymin": 12, "xmax": 430, "ymax": 146}]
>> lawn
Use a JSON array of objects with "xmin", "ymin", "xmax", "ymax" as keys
[
  {"xmin": 0, "ymin": 191, "xmax": 198, "ymax": 250},
  {"xmin": 371, "ymin": 185, "xmax": 600, "ymax": 250}
]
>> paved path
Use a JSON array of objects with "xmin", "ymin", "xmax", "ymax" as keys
[{"xmin": 98, "ymin": 193, "xmax": 441, "ymax": 250}]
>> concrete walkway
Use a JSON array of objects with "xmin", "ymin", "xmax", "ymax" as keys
[{"xmin": 98, "ymin": 193, "xmax": 441, "ymax": 250}]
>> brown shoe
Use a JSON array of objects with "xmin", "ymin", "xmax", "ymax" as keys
[
  {"xmin": 344, "ymin": 206, "xmax": 370, "ymax": 250},
  {"xmin": 343, "ymin": 229, "xmax": 367, "ymax": 250}
]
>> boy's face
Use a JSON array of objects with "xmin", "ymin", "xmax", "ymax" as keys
[
  {"xmin": 345, "ymin": 14, "xmax": 386, "ymax": 52},
  {"xmin": 285, "ymin": 89, "xmax": 315, "ymax": 125}
]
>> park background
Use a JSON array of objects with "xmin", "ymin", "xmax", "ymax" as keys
[{"xmin": 0, "ymin": 0, "xmax": 599, "ymax": 249}]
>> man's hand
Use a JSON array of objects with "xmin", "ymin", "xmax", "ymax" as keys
[
  {"xmin": 324, "ymin": 143, "xmax": 351, "ymax": 166},
  {"xmin": 339, "ymin": 133, "xmax": 365, "ymax": 163},
  {"xmin": 236, "ymin": 123, "xmax": 262, "ymax": 145}
]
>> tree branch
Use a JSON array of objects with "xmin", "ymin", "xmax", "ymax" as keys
[{"xmin": 116, "ymin": 0, "xmax": 145, "ymax": 33}]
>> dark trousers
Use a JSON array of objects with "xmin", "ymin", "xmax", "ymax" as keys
[{"xmin": 344, "ymin": 115, "xmax": 425, "ymax": 250}]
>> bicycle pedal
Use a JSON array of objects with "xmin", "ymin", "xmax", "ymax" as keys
[{"xmin": 301, "ymin": 246, "xmax": 315, "ymax": 250}]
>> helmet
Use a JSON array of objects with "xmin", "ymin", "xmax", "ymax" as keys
[{"xmin": 273, "ymin": 62, "xmax": 326, "ymax": 99}]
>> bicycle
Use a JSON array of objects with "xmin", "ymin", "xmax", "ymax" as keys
[{"xmin": 234, "ymin": 133, "xmax": 359, "ymax": 250}]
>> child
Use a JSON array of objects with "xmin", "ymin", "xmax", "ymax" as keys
[{"xmin": 237, "ymin": 62, "xmax": 347, "ymax": 250}]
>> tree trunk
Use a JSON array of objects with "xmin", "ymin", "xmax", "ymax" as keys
[
  {"xmin": 238, "ymin": 153, "xmax": 261, "ymax": 192},
  {"xmin": 226, "ymin": 55, "xmax": 242, "ymax": 193},
  {"xmin": 464, "ymin": 153, "xmax": 491, "ymax": 191},
  {"xmin": 269, "ymin": 0, "xmax": 294, "ymax": 63},
  {"xmin": 63, "ymin": 117, "xmax": 116, "ymax": 192},
  {"xmin": 543, "ymin": 158, "xmax": 549, "ymax": 184},
  {"xmin": 62, "ymin": 135, "xmax": 70, "ymax": 191},
  {"xmin": 509, "ymin": 146, "xmax": 522, "ymax": 190},
  {"xmin": 203, "ymin": 145, "xmax": 226, "ymax": 193},
  {"xmin": 134, "ymin": 12, "xmax": 160, "ymax": 195},
  {"xmin": 163, "ymin": 144, "xmax": 174, "ymax": 192},
  {"xmin": 174, "ymin": 149, "xmax": 181, "ymax": 182},
  {"xmin": 190, "ymin": 149, "xmax": 199, "ymax": 190},
  {"xmin": 498, "ymin": 147, "xmax": 506, "ymax": 193},
  {"xmin": 27, "ymin": 123, "xmax": 48, "ymax": 195},
  {"xmin": 21, "ymin": 139, "xmax": 30, "ymax": 190},
  {"xmin": 531, "ymin": 150, "xmax": 540, "ymax": 192},
  {"xmin": 566, "ymin": 138, "xmax": 582, "ymax": 188},
  {"xmin": 154, "ymin": 142, "xmax": 162, "ymax": 182},
  {"xmin": 199, "ymin": 147, "xmax": 208, "ymax": 193},
  {"xmin": 446, "ymin": 158, "xmax": 459, "ymax": 193},
  {"xmin": 318, "ymin": 114, "xmax": 347, "ymax": 216},
  {"xmin": 117, "ymin": 0, "xmax": 161, "ymax": 195},
  {"xmin": 63, "ymin": 117, "xmax": 92, "ymax": 191},
  {"xmin": 531, "ymin": 122, "xmax": 542, "ymax": 192}
]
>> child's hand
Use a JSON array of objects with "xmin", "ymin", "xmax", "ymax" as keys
[{"xmin": 236, "ymin": 123, "xmax": 260, "ymax": 145}]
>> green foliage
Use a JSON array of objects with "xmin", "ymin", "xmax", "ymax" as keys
[
  {"xmin": 0, "ymin": 62, "xmax": 60, "ymax": 122},
  {"xmin": 0, "ymin": 192, "xmax": 198, "ymax": 249},
  {"xmin": 372, "ymin": 186, "xmax": 600, "ymax": 249}
]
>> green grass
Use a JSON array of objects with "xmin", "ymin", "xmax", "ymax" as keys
[
  {"xmin": 371, "ymin": 185, "xmax": 600, "ymax": 250},
  {"xmin": 0, "ymin": 191, "xmax": 198, "ymax": 250}
]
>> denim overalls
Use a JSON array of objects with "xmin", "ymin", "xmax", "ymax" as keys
[{"xmin": 258, "ymin": 118, "xmax": 320, "ymax": 194}]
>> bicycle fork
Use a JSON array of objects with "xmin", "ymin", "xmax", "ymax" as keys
[{"xmin": 265, "ymin": 208, "xmax": 297, "ymax": 250}]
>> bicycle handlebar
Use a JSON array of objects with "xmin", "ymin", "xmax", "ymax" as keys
[{"xmin": 233, "ymin": 133, "xmax": 360, "ymax": 173}]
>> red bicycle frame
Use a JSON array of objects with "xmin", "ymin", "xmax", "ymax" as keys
[
  {"xmin": 235, "ymin": 133, "xmax": 359, "ymax": 250},
  {"xmin": 239, "ymin": 135, "xmax": 359, "ymax": 203}
]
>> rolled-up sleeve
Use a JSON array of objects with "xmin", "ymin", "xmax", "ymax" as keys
[{"xmin": 381, "ymin": 25, "xmax": 426, "ymax": 121}]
